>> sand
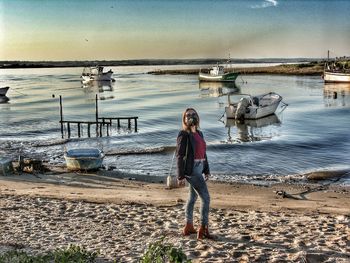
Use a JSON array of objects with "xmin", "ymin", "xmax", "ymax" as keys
[{"xmin": 0, "ymin": 171, "xmax": 349, "ymax": 262}]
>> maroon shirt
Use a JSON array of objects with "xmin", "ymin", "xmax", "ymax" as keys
[{"xmin": 193, "ymin": 132, "xmax": 206, "ymax": 160}]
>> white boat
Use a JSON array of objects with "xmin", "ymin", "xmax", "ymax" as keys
[
  {"xmin": 199, "ymin": 65, "xmax": 239, "ymax": 82},
  {"xmin": 225, "ymin": 92, "xmax": 283, "ymax": 119},
  {"xmin": 323, "ymin": 52, "xmax": 350, "ymax": 83},
  {"xmin": 64, "ymin": 148, "xmax": 105, "ymax": 171},
  {"xmin": 81, "ymin": 66, "xmax": 115, "ymax": 83},
  {"xmin": 323, "ymin": 71, "xmax": 350, "ymax": 83},
  {"xmin": 0, "ymin": 86, "xmax": 9, "ymax": 96}
]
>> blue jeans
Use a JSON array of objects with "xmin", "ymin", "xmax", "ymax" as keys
[{"xmin": 185, "ymin": 161, "xmax": 210, "ymax": 226}]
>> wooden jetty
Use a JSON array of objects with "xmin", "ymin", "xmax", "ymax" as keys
[{"xmin": 58, "ymin": 95, "xmax": 138, "ymax": 138}]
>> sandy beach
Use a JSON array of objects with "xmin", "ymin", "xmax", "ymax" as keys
[{"xmin": 0, "ymin": 170, "xmax": 349, "ymax": 262}]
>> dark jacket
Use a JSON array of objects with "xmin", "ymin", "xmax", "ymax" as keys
[{"xmin": 176, "ymin": 130, "xmax": 210, "ymax": 180}]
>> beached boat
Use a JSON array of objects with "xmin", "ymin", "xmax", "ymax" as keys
[
  {"xmin": 0, "ymin": 86, "xmax": 9, "ymax": 96},
  {"xmin": 323, "ymin": 53, "xmax": 350, "ymax": 83},
  {"xmin": 64, "ymin": 148, "xmax": 105, "ymax": 171},
  {"xmin": 225, "ymin": 92, "xmax": 283, "ymax": 120},
  {"xmin": 81, "ymin": 66, "xmax": 115, "ymax": 83},
  {"xmin": 199, "ymin": 65, "xmax": 239, "ymax": 82}
]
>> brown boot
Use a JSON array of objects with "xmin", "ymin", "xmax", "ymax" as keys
[
  {"xmin": 183, "ymin": 223, "xmax": 197, "ymax": 236},
  {"xmin": 197, "ymin": 225, "xmax": 214, "ymax": 240}
]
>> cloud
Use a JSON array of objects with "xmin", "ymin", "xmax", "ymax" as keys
[{"xmin": 251, "ymin": 0, "xmax": 278, "ymax": 9}]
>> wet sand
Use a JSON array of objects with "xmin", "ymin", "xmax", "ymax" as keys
[{"xmin": 0, "ymin": 171, "xmax": 349, "ymax": 262}]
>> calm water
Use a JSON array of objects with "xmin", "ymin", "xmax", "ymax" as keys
[{"xmin": 1, "ymin": 65, "xmax": 349, "ymax": 183}]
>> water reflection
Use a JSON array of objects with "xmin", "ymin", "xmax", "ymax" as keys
[
  {"xmin": 224, "ymin": 114, "xmax": 281, "ymax": 143},
  {"xmin": 323, "ymin": 83, "xmax": 350, "ymax": 107},
  {"xmin": 0, "ymin": 96, "xmax": 10, "ymax": 104},
  {"xmin": 199, "ymin": 82, "xmax": 240, "ymax": 97},
  {"xmin": 82, "ymin": 81, "xmax": 115, "ymax": 100}
]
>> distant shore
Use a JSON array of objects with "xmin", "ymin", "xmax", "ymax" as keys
[{"xmin": 148, "ymin": 62, "xmax": 324, "ymax": 76}]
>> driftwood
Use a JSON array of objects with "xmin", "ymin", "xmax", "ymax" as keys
[{"xmin": 274, "ymin": 185, "xmax": 328, "ymax": 201}]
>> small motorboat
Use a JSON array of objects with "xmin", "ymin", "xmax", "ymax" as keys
[
  {"xmin": 81, "ymin": 66, "xmax": 115, "ymax": 83},
  {"xmin": 64, "ymin": 148, "xmax": 105, "ymax": 171},
  {"xmin": 225, "ymin": 92, "xmax": 283, "ymax": 120},
  {"xmin": 199, "ymin": 65, "xmax": 239, "ymax": 82},
  {"xmin": 0, "ymin": 86, "xmax": 9, "ymax": 96}
]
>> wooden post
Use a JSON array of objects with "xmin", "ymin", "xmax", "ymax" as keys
[
  {"xmin": 95, "ymin": 94, "xmax": 99, "ymax": 137},
  {"xmin": 99, "ymin": 122, "xmax": 102, "ymax": 137},
  {"xmin": 128, "ymin": 118, "xmax": 131, "ymax": 129},
  {"xmin": 106, "ymin": 123, "xmax": 109, "ymax": 136},
  {"xmin": 134, "ymin": 117, "xmax": 137, "ymax": 132},
  {"xmin": 77, "ymin": 122, "xmax": 81, "ymax": 137},
  {"xmin": 117, "ymin": 119, "xmax": 120, "ymax": 128},
  {"xmin": 67, "ymin": 122, "xmax": 71, "ymax": 138},
  {"xmin": 88, "ymin": 123, "xmax": 91, "ymax": 137},
  {"xmin": 59, "ymin": 95, "xmax": 63, "ymax": 138}
]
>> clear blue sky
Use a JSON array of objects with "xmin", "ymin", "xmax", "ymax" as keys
[{"xmin": 1, "ymin": 0, "xmax": 349, "ymax": 60}]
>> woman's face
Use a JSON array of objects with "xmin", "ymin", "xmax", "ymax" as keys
[{"xmin": 185, "ymin": 110, "xmax": 198, "ymax": 126}]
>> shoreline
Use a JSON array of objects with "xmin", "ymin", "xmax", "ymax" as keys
[
  {"xmin": 0, "ymin": 171, "xmax": 349, "ymax": 262},
  {"xmin": 0, "ymin": 61, "xmax": 325, "ymax": 76},
  {"xmin": 148, "ymin": 63, "xmax": 324, "ymax": 76}
]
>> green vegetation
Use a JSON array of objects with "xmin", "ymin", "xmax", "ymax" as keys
[
  {"xmin": 0, "ymin": 245, "xmax": 98, "ymax": 263},
  {"xmin": 140, "ymin": 238, "xmax": 191, "ymax": 263}
]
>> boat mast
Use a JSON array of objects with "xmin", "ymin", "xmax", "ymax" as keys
[{"xmin": 327, "ymin": 50, "xmax": 329, "ymax": 62}]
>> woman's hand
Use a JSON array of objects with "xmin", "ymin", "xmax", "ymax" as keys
[
  {"xmin": 178, "ymin": 178, "xmax": 186, "ymax": 187},
  {"xmin": 204, "ymin": 173, "xmax": 210, "ymax": 181}
]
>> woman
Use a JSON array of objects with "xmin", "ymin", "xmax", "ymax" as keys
[{"xmin": 176, "ymin": 108, "xmax": 213, "ymax": 239}]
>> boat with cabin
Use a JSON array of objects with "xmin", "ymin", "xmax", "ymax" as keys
[
  {"xmin": 199, "ymin": 64, "xmax": 239, "ymax": 82},
  {"xmin": 323, "ymin": 51, "xmax": 350, "ymax": 83},
  {"xmin": 225, "ymin": 92, "xmax": 284, "ymax": 120},
  {"xmin": 81, "ymin": 66, "xmax": 115, "ymax": 83},
  {"xmin": 64, "ymin": 148, "xmax": 105, "ymax": 171}
]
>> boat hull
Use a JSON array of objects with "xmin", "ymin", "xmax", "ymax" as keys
[
  {"xmin": 225, "ymin": 93, "xmax": 282, "ymax": 119},
  {"xmin": 323, "ymin": 71, "xmax": 350, "ymax": 83},
  {"xmin": 199, "ymin": 72, "xmax": 239, "ymax": 82},
  {"xmin": 0, "ymin": 87, "xmax": 9, "ymax": 96},
  {"xmin": 64, "ymin": 148, "xmax": 104, "ymax": 171}
]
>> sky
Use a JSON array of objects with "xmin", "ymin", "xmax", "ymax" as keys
[{"xmin": 0, "ymin": 0, "xmax": 350, "ymax": 61}]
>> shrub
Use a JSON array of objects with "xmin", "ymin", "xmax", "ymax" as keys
[
  {"xmin": 0, "ymin": 245, "xmax": 98, "ymax": 263},
  {"xmin": 140, "ymin": 238, "xmax": 191, "ymax": 263}
]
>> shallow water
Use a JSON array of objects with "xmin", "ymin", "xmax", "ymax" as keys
[{"xmin": 0, "ymin": 65, "xmax": 349, "ymax": 183}]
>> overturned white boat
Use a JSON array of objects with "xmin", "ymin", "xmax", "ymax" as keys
[
  {"xmin": 64, "ymin": 148, "xmax": 105, "ymax": 171},
  {"xmin": 225, "ymin": 92, "xmax": 283, "ymax": 119},
  {"xmin": 81, "ymin": 66, "xmax": 115, "ymax": 83}
]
